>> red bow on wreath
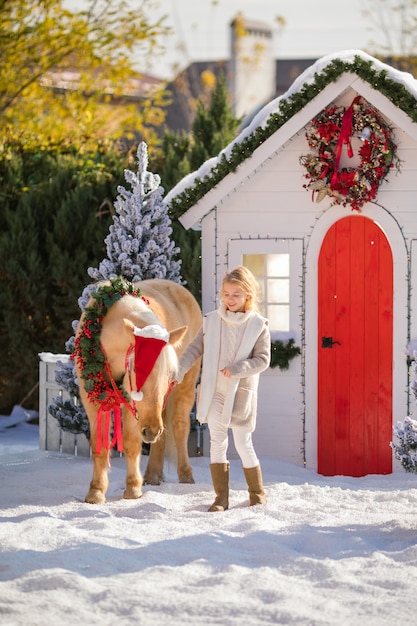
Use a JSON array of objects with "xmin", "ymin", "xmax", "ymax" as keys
[{"xmin": 330, "ymin": 95, "xmax": 361, "ymax": 190}]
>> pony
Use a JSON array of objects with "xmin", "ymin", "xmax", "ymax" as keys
[{"xmin": 74, "ymin": 278, "xmax": 202, "ymax": 504}]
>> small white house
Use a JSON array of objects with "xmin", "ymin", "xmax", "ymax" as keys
[{"xmin": 165, "ymin": 50, "xmax": 417, "ymax": 477}]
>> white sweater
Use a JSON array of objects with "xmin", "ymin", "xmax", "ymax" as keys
[{"xmin": 177, "ymin": 304, "xmax": 270, "ymax": 430}]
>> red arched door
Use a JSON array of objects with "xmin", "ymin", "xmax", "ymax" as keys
[{"xmin": 318, "ymin": 215, "xmax": 393, "ymax": 476}]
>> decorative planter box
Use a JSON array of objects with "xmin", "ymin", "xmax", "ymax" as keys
[{"xmin": 38, "ymin": 352, "xmax": 91, "ymax": 457}]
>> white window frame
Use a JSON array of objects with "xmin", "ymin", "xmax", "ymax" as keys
[{"xmin": 227, "ymin": 237, "xmax": 303, "ymax": 342}]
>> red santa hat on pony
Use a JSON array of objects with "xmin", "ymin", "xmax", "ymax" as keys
[{"xmin": 130, "ymin": 324, "xmax": 170, "ymax": 402}]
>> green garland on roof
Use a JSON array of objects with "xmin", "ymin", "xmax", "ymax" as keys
[{"xmin": 168, "ymin": 55, "xmax": 417, "ymax": 219}]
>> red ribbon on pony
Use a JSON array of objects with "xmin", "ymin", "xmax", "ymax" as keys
[
  {"xmin": 95, "ymin": 353, "xmax": 135, "ymax": 456},
  {"xmin": 330, "ymin": 95, "xmax": 361, "ymax": 190},
  {"xmin": 96, "ymin": 400, "xmax": 124, "ymax": 455}
]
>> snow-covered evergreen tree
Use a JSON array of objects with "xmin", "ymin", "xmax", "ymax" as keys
[
  {"xmin": 391, "ymin": 350, "xmax": 417, "ymax": 472},
  {"xmin": 79, "ymin": 141, "xmax": 182, "ymax": 308},
  {"xmin": 49, "ymin": 142, "xmax": 183, "ymax": 435}
]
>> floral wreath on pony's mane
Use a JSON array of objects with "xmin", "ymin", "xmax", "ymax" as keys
[
  {"xmin": 299, "ymin": 96, "xmax": 400, "ymax": 211},
  {"xmin": 72, "ymin": 276, "xmax": 146, "ymax": 405}
]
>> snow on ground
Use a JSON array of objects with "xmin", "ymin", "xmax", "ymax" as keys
[{"xmin": 1, "ymin": 408, "xmax": 417, "ymax": 626}]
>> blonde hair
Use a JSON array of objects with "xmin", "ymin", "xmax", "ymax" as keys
[{"xmin": 221, "ymin": 265, "xmax": 260, "ymax": 312}]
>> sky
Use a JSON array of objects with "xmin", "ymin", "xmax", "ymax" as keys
[
  {"xmin": 143, "ymin": 0, "xmax": 373, "ymax": 78},
  {"xmin": 2, "ymin": 407, "xmax": 417, "ymax": 626}
]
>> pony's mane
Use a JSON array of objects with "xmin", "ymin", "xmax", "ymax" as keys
[
  {"xmin": 127, "ymin": 294, "xmax": 159, "ymax": 326},
  {"xmin": 146, "ymin": 342, "xmax": 179, "ymax": 406}
]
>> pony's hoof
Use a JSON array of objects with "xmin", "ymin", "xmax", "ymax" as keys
[
  {"xmin": 143, "ymin": 472, "xmax": 163, "ymax": 485},
  {"xmin": 85, "ymin": 489, "xmax": 106, "ymax": 504},
  {"xmin": 179, "ymin": 474, "xmax": 195, "ymax": 484},
  {"xmin": 123, "ymin": 485, "xmax": 143, "ymax": 499}
]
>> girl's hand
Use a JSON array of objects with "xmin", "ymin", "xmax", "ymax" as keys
[{"xmin": 220, "ymin": 367, "xmax": 231, "ymax": 378}]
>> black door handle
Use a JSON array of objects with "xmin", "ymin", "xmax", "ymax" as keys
[{"xmin": 321, "ymin": 336, "xmax": 341, "ymax": 348}]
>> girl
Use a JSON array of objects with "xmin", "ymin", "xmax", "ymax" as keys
[{"xmin": 176, "ymin": 266, "xmax": 271, "ymax": 511}]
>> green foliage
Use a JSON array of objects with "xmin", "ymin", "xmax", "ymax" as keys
[
  {"xmin": 0, "ymin": 0, "xmax": 171, "ymax": 149},
  {"xmin": 171, "ymin": 222, "xmax": 202, "ymax": 303},
  {"xmin": 0, "ymin": 142, "xmax": 127, "ymax": 413},
  {"xmin": 269, "ymin": 339, "xmax": 301, "ymax": 371},
  {"xmin": 156, "ymin": 132, "xmax": 192, "ymax": 193},
  {"xmin": 167, "ymin": 55, "xmax": 417, "ymax": 217},
  {"xmin": 189, "ymin": 73, "xmax": 242, "ymax": 170}
]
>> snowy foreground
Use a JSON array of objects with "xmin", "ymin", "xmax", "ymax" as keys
[{"xmin": 2, "ymin": 411, "xmax": 417, "ymax": 626}]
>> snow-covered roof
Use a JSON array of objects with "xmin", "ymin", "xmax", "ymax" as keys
[{"xmin": 164, "ymin": 50, "xmax": 417, "ymax": 227}]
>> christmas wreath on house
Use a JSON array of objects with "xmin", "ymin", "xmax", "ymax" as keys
[{"xmin": 299, "ymin": 96, "xmax": 399, "ymax": 211}]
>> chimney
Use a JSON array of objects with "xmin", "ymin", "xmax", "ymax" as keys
[{"xmin": 228, "ymin": 15, "xmax": 275, "ymax": 119}]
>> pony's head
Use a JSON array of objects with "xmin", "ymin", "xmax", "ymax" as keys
[{"xmin": 123, "ymin": 318, "xmax": 187, "ymax": 443}]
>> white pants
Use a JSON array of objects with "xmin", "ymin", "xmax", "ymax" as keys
[{"xmin": 206, "ymin": 376, "xmax": 259, "ymax": 468}]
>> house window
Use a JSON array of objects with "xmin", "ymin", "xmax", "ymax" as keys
[
  {"xmin": 227, "ymin": 238, "xmax": 303, "ymax": 339},
  {"xmin": 243, "ymin": 254, "xmax": 290, "ymax": 331}
]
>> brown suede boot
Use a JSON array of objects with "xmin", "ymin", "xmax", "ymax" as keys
[
  {"xmin": 208, "ymin": 463, "xmax": 229, "ymax": 512},
  {"xmin": 243, "ymin": 464, "xmax": 267, "ymax": 506}
]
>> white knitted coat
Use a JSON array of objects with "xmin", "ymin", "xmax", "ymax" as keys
[{"xmin": 177, "ymin": 304, "xmax": 270, "ymax": 431}]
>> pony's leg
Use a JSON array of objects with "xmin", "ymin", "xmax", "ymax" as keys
[
  {"xmin": 85, "ymin": 449, "xmax": 109, "ymax": 504},
  {"xmin": 143, "ymin": 432, "xmax": 166, "ymax": 485},
  {"xmin": 84, "ymin": 408, "xmax": 109, "ymax": 504},
  {"xmin": 172, "ymin": 402, "xmax": 195, "ymax": 483},
  {"xmin": 171, "ymin": 368, "xmax": 198, "ymax": 484},
  {"xmin": 77, "ymin": 388, "xmax": 110, "ymax": 504},
  {"xmin": 122, "ymin": 412, "xmax": 143, "ymax": 499}
]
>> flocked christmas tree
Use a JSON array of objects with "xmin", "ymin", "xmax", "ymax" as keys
[
  {"xmin": 48, "ymin": 142, "xmax": 182, "ymax": 436},
  {"xmin": 391, "ymin": 349, "xmax": 417, "ymax": 472}
]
